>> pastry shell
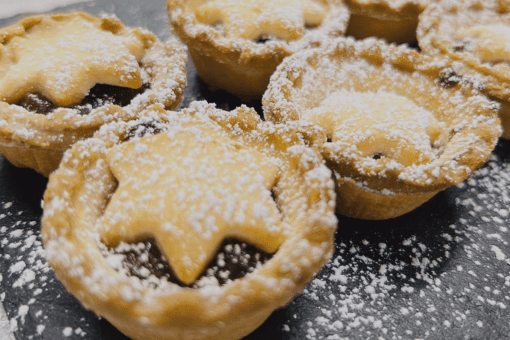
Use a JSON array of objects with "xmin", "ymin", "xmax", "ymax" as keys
[
  {"xmin": 263, "ymin": 37, "xmax": 501, "ymax": 220},
  {"xmin": 417, "ymin": 0, "xmax": 510, "ymax": 138},
  {"xmin": 167, "ymin": 0, "xmax": 349, "ymax": 100},
  {"xmin": 344, "ymin": 0, "xmax": 427, "ymax": 44},
  {"xmin": 0, "ymin": 12, "xmax": 188, "ymax": 176},
  {"xmin": 41, "ymin": 102, "xmax": 337, "ymax": 340}
]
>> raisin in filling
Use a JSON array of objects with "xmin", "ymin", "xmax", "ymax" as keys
[
  {"xmin": 103, "ymin": 238, "xmax": 273, "ymax": 288},
  {"xmin": 437, "ymin": 68, "xmax": 462, "ymax": 88},
  {"xmin": 15, "ymin": 83, "xmax": 149, "ymax": 115},
  {"xmin": 124, "ymin": 121, "xmax": 167, "ymax": 141}
]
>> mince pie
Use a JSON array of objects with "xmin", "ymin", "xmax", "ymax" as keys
[
  {"xmin": 0, "ymin": 12, "xmax": 187, "ymax": 176},
  {"xmin": 417, "ymin": 0, "xmax": 510, "ymax": 138},
  {"xmin": 167, "ymin": 0, "xmax": 349, "ymax": 100},
  {"xmin": 263, "ymin": 37, "xmax": 501, "ymax": 219},
  {"xmin": 41, "ymin": 102, "xmax": 337, "ymax": 340}
]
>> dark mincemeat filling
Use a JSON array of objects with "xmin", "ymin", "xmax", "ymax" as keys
[
  {"xmin": 437, "ymin": 68, "xmax": 462, "ymax": 88},
  {"xmin": 124, "ymin": 121, "xmax": 168, "ymax": 141},
  {"xmin": 255, "ymin": 25, "xmax": 320, "ymax": 44},
  {"xmin": 106, "ymin": 238, "xmax": 273, "ymax": 288},
  {"xmin": 16, "ymin": 83, "xmax": 149, "ymax": 115}
]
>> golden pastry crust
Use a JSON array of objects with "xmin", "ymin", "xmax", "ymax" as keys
[
  {"xmin": 41, "ymin": 102, "xmax": 337, "ymax": 340},
  {"xmin": 0, "ymin": 12, "xmax": 188, "ymax": 176},
  {"xmin": 344, "ymin": 0, "xmax": 427, "ymax": 44},
  {"xmin": 417, "ymin": 0, "xmax": 510, "ymax": 138},
  {"xmin": 263, "ymin": 37, "xmax": 501, "ymax": 219},
  {"xmin": 167, "ymin": 0, "xmax": 349, "ymax": 100}
]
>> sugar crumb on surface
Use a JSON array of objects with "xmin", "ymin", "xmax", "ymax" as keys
[{"xmin": 276, "ymin": 142, "xmax": 510, "ymax": 339}]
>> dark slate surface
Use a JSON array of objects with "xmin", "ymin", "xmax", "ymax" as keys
[{"xmin": 1, "ymin": 1, "xmax": 509, "ymax": 339}]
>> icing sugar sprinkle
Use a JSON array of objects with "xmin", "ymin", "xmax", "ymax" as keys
[
  {"xmin": 1, "ymin": 143, "xmax": 510, "ymax": 339},
  {"xmin": 293, "ymin": 149, "xmax": 510, "ymax": 339}
]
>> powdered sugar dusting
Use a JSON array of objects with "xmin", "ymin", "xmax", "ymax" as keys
[
  {"xmin": 194, "ymin": 0, "xmax": 327, "ymax": 41},
  {"xmin": 169, "ymin": 0, "xmax": 350, "ymax": 57},
  {"xmin": 303, "ymin": 89, "xmax": 446, "ymax": 167},
  {"xmin": 1, "ymin": 0, "xmax": 510, "ymax": 339},
  {"xmin": 0, "ymin": 197, "xmax": 90, "ymax": 338},
  {"xmin": 2, "ymin": 120, "xmax": 506, "ymax": 340},
  {"xmin": 278, "ymin": 145, "xmax": 510, "ymax": 339},
  {"xmin": 417, "ymin": 0, "xmax": 510, "ymax": 104}
]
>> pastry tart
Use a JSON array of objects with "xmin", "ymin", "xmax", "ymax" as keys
[
  {"xmin": 41, "ymin": 102, "xmax": 337, "ymax": 340},
  {"xmin": 263, "ymin": 38, "xmax": 501, "ymax": 220},
  {"xmin": 167, "ymin": 0, "xmax": 349, "ymax": 100},
  {"xmin": 0, "ymin": 12, "xmax": 188, "ymax": 176},
  {"xmin": 344, "ymin": 0, "xmax": 427, "ymax": 44},
  {"xmin": 417, "ymin": 0, "xmax": 510, "ymax": 138}
]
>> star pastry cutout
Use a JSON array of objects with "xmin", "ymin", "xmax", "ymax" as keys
[
  {"xmin": 306, "ymin": 90, "xmax": 446, "ymax": 166},
  {"xmin": 0, "ymin": 14, "xmax": 147, "ymax": 107},
  {"xmin": 195, "ymin": 0, "xmax": 327, "ymax": 40},
  {"xmin": 100, "ymin": 121, "xmax": 284, "ymax": 285}
]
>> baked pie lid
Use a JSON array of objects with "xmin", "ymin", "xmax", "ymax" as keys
[
  {"xmin": 167, "ymin": 0, "xmax": 350, "ymax": 64},
  {"xmin": 417, "ymin": 0, "xmax": 510, "ymax": 101},
  {"xmin": 41, "ymin": 102, "xmax": 336, "ymax": 339},
  {"xmin": 0, "ymin": 12, "xmax": 187, "ymax": 148},
  {"xmin": 263, "ymin": 37, "xmax": 501, "ymax": 195}
]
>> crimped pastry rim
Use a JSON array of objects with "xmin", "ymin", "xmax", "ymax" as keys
[{"xmin": 41, "ymin": 102, "xmax": 337, "ymax": 340}]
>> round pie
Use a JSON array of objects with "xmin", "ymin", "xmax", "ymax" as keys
[
  {"xmin": 41, "ymin": 101, "xmax": 337, "ymax": 340},
  {"xmin": 0, "ymin": 12, "xmax": 188, "ymax": 176},
  {"xmin": 344, "ymin": 0, "xmax": 428, "ymax": 44},
  {"xmin": 417, "ymin": 0, "xmax": 510, "ymax": 138},
  {"xmin": 167, "ymin": 0, "xmax": 349, "ymax": 100},
  {"xmin": 263, "ymin": 37, "xmax": 501, "ymax": 220}
]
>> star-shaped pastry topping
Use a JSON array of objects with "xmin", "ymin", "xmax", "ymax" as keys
[
  {"xmin": 0, "ymin": 14, "xmax": 147, "ymax": 107},
  {"xmin": 195, "ymin": 0, "xmax": 327, "ymax": 40},
  {"xmin": 304, "ymin": 90, "xmax": 446, "ymax": 166},
  {"xmin": 458, "ymin": 24, "xmax": 510, "ymax": 64},
  {"xmin": 100, "ymin": 120, "xmax": 284, "ymax": 285}
]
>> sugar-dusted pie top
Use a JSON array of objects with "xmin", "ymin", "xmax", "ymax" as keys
[
  {"xmin": 195, "ymin": 0, "xmax": 327, "ymax": 40},
  {"xmin": 101, "ymin": 120, "xmax": 283, "ymax": 285},
  {"xmin": 417, "ymin": 0, "xmax": 510, "ymax": 100},
  {"xmin": 302, "ymin": 89, "xmax": 447, "ymax": 167},
  {"xmin": 168, "ymin": 0, "xmax": 349, "ymax": 58},
  {"xmin": 418, "ymin": 0, "xmax": 510, "ymax": 53},
  {"xmin": 0, "ymin": 12, "xmax": 154, "ymax": 107}
]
